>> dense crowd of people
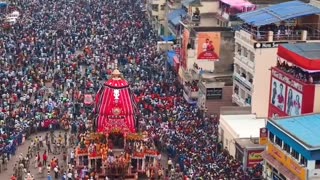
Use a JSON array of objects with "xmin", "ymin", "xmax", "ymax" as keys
[
  {"xmin": 277, "ymin": 60, "xmax": 320, "ymax": 84},
  {"xmin": 0, "ymin": 0, "xmax": 265, "ymax": 179}
]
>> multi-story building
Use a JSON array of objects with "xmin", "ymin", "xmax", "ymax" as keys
[
  {"xmin": 263, "ymin": 114, "xmax": 320, "ymax": 180},
  {"xmin": 178, "ymin": 25, "xmax": 235, "ymax": 114},
  {"xmin": 146, "ymin": 0, "xmax": 167, "ymax": 36},
  {"xmin": 232, "ymin": 0, "xmax": 320, "ymax": 117},
  {"xmin": 214, "ymin": 0, "xmax": 256, "ymax": 27},
  {"xmin": 268, "ymin": 43, "xmax": 320, "ymax": 118}
]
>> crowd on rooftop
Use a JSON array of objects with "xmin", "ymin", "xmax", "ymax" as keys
[
  {"xmin": 0, "ymin": 0, "xmax": 265, "ymax": 179},
  {"xmin": 277, "ymin": 60, "xmax": 320, "ymax": 84}
]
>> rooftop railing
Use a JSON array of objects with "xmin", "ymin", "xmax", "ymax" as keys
[{"xmin": 239, "ymin": 23, "xmax": 320, "ymax": 42}]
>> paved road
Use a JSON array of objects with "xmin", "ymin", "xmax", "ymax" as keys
[{"xmin": 2, "ymin": 130, "xmax": 68, "ymax": 179}]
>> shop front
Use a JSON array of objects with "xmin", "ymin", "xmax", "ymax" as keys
[{"xmin": 262, "ymin": 142, "xmax": 307, "ymax": 180}]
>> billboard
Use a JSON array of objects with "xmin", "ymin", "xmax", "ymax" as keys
[
  {"xmin": 270, "ymin": 78, "xmax": 286, "ymax": 111},
  {"xmin": 181, "ymin": 29, "xmax": 190, "ymax": 69},
  {"xmin": 197, "ymin": 32, "xmax": 221, "ymax": 60},
  {"xmin": 286, "ymin": 87, "xmax": 302, "ymax": 116},
  {"xmin": 247, "ymin": 149, "xmax": 264, "ymax": 168}
]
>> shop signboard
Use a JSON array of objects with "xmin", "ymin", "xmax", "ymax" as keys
[
  {"xmin": 206, "ymin": 88, "xmax": 223, "ymax": 100},
  {"xmin": 259, "ymin": 128, "xmax": 268, "ymax": 145},
  {"xmin": 247, "ymin": 149, "xmax": 264, "ymax": 168},
  {"xmin": 267, "ymin": 142, "xmax": 307, "ymax": 180}
]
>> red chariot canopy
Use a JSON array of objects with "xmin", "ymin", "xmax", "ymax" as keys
[{"xmin": 277, "ymin": 45, "xmax": 320, "ymax": 71}]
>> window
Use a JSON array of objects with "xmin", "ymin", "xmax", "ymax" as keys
[
  {"xmin": 316, "ymin": 160, "xmax": 320, "ymax": 169},
  {"xmin": 283, "ymin": 143, "xmax": 290, "ymax": 154},
  {"xmin": 243, "ymin": 48, "xmax": 248, "ymax": 58},
  {"xmin": 234, "ymin": 85, "xmax": 239, "ymax": 94},
  {"xmin": 291, "ymin": 149, "xmax": 299, "ymax": 160},
  {"xmin": 160, "ymin": 4, "xmax": 165, "ymax": 10},
  {"xmin": 152, "ymin": 4, "xmax": 159, "ymax": 11},
  {"xmin": 249, "ymin": 51, "xmax": 255, "ymax": 62},
  {"xmin": 275, "ymin": 136, "xmax": 282, "ymax": 147},
  {"xmin": 269, "ymin": 132, "xmax": 274, "ymax": 142},
  {"xmin": 300, "ymin": 156, "xmax": 307, "ymax": 166}
]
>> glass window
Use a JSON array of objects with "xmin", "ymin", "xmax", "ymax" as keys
[
  {"xmin": 269, "ymin": 132, "xmax": 274, "ymax": 142},
  {"xmin": 316, "ymin": 160, "xmax": 320, "ymax": 169},
  {"xmin": 283, "ymin": 143, "xmax": 290, "ymax": 153},
  {"xmin": 291, "ymin": 149, "xmax": 299, "ymax": 160},
  {"xmin": 152, "ymin": 4, "xmax": 159, "ymax": 11},
  {"xmin": 275, "ymin": 136, "xmax": 282, "ymax": 147},
  {"xmin": 300, "ymin": 156, "xmax": 307, "ymax": 166}
]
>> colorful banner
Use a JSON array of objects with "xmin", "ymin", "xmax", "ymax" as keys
[
  {"xmin": 247, "ymin": 150, "xmax": 264, "ymax": 167},
  {"xmin": 286, "ymin": 87, "xmax": 302, "ymax": 116},
  {"xmin": 197, "ymin": 32, "xmax": 221, "ymax": 60},
  {"xmin": 267, "ymin": 142, "xmax": 307, "ymax": 180},
  {"xmin": 181, "ymin": 29, "xmax": 190, "ymax": 69},
  {"xmin": 270, "ymin": 78, "xmax": 286, "ymax": 111},
  {"xmin": 259, "ymin": 128, "xmax": 268, "ymax": 145}
]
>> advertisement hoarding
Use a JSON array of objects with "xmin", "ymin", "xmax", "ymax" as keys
[
  {"xmin": 270, "ymin": 78, "xmax": 286, "ymax": 111},
  {"xmin": 268, "ymin": 67, "xmax": 315, "ymax": 119},
  {"xmin": 259, "ymin": 128, "xmax": 268, "ymax": 145},
  {"xmin": 181, "ymin": 29, "xmax": 190, "ymax": 69},
  {"xmin": 206, "ymin": 88, "xmax": 223, "ymax": 100},
  {"xmin": 285, "ymin": 87, "xmax": 302, "ymax": 116},
  {"xmin": 267, "ymin": 142, "xmax": 307, "ymax": 180},
  {"xmin": 247, "ymin": 150, "xmax": 264, "ymax": 168},
  {"xmin": 197, "ymin": 32, "xmax": 221, "ymax": 60}
]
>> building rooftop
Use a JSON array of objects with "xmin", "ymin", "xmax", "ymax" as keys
[
  {"xmin": 278, "ymin": 43, "xmax": 320, "ymax": 71},
  {"xmin": 221, "ymin": 114, "xmax": 266, "ymax": 138},
  {"xmin": 280, "ymin": 43, "xmax": 320, "ymax": 61},
  {"xmin": 271, "ymin": 114, "xmax": 320, "ymax": 149},
  {"xmin": 237, "ymin": 1, "xmax": 320, "ymax": 26}
]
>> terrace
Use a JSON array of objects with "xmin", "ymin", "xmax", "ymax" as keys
[{"xmin": 236, "ymin": 1, "xmax": 320, "ymax": 42}]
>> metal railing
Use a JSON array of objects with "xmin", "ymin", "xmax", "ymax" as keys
[{"xmin": 239, "ymin": 23, "xmax": 320, "ymax": 42}]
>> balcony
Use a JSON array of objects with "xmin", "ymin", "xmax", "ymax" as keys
[
  {"xmin": 232, "ymin": 94, "xmax": 245, "ymax": 106},
  {"xmin": 233, "ymin": 72, "xmax": 252, "ymax": 91},
  {"xmin": 234, "ymin": 53, "xmax": 254, "ymax": 73},
  {"xmin": 184, "ymin": 86, "xmax": 199, "ymax": 98},
  {"xmin": 232, "ymin": 93, "xmax": 251, "ymax": 107}
]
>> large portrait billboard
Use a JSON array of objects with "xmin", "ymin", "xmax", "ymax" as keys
[
  {"xmin": 197, "ymin": 32, "xmax": 221, "ymax": 60},
  {"xmin": 286, "ymin": 87, "xmax": 302, "ymax": 116},
  {"xmin": 270, "ymin": 78, "xmax": 286, "ymax": 111},
  {"xmin": 181, "ymin": 29, "xmax": 190, "ymax": 69}
]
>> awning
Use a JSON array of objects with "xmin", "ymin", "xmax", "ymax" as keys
[
  {"xmin": 161, "ymin": 35, "xmax": 175, "ymax": 41},
  {"xmin": 237, "ymin": 1, "xmax": 320, "ymax": 26},
  {"xmin": 262, "ymin": 152, "xmax": 300, "ymax": 180},
  {"xmin": 220, "ymin": 0, "xmax": 255, "ymax": 9},
  {"xmin": 167, "ymin": 51, "xmax": 176, "ymax": 67},
  {"xmin": 277, "ymin": 43, "xmax": 320, "ymax": 71},
  {"xmin": 167, "ymin": 9, "xmax": 187, "ymax": 26}
]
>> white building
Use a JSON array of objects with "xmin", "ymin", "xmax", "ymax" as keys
[
  {"xmin": 219, "ymin": 113, "xmax": 266, "ymax": 157},
  {"xmin": 232, "ymin": 1, "xmax": 320, "ymax": 117}
]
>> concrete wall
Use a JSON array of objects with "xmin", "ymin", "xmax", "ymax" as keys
[
  {"xmin": 251, "ymin": 48, "xmax": 278, "ymax": 117},
  {"xmin": 219, "ymin": 116, "xmax": 237, "ymax": 157},
  {"xmin": 190, "ymin": 1, "xmax": 219, "ymax": 14},
  {"xmin": 187, "ymin": 31, "xmax": 235, "ymax": 72},
  {"xmin": 313, "ymin": 85, "xmax": 320, "ymax": 113},
  {"xmin": 206, "ymin": 85, "xmax": 235, "ymax": 115}
]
